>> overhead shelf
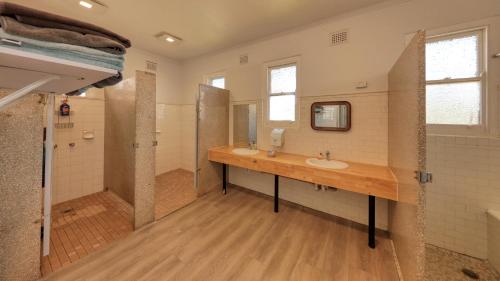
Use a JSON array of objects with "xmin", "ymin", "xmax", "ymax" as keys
[{"xmin": 0, "ymin": 46, "xmax": 118, "ymax": 95}]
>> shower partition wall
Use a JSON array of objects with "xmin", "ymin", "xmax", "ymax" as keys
[
  {"xmin": 104, "ymin": 70, "xmax": 156, "ymax": 229},
  {"xmin": 387, "ymin": 31, "xmax": 427, "ymax": 281},
  {"xmin": 104, "ymin": 77, "xmax": 136, "ymax": 205},
  {"xmin": 196, "ymin": 84, "xmax": 230, "ymax": 196},
  {"xmin": 0, "ymin": 91, "xmax": 43, "ymax": 280}
]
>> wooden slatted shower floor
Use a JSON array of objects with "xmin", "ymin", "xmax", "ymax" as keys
[{"xmin": 41, "ymin": 191, "xmax": 133, "ymax": 276}]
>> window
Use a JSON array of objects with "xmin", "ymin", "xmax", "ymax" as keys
[
  {"xmin": 209, "ymin": 76, "xmax": 225, "ymax": 89},
  {"xmin": 267, "ymin": 63, "xmax": 297, "ymax": 122},
  {"xmin": 426, "ymin": 28, "xmax": 485, "ymax": 128}
]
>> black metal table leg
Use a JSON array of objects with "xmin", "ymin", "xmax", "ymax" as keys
[
  {"xmin": 274, "ymin": 175, "xmax": 279, "ymax": 213},
  {"xmin": 222, "ymin": 163, "xmax": 227, "ymax": 195},
  {"xmin": 369, "ymin": 195, "xmax": 375, "ymax": 248}
]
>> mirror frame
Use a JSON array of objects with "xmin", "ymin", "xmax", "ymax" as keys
[
  {"xmin": 311, "ymin": 101, "xmax": 352, "ymax": 132},
  {"xmin": 231, "ymin": 101, "xmax": 258, "ymax": 147}
]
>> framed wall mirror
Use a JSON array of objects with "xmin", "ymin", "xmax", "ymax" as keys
[
  {"xmin": 311, "ymin": 101, "xmax": 351, "ymax": 131},
  {"xmin": 233, "ymin": 103, "xmax": 257, "ymax": 147}
]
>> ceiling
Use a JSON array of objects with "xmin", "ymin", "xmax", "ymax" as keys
[{"xmin": 7, "ymin": 0, "xmax": 389, "ymax": 60}]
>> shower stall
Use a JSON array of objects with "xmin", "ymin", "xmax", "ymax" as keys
[{"xmin": 38, "ymin": 70, "xmax": 156, "ymax": 275}]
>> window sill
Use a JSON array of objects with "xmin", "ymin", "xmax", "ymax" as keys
[{"xmin": 426, "ymin": 124, "xmax": 488, "ymax": 137}]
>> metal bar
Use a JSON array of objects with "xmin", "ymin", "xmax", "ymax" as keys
[
  {"xmin": 426, "ymin": 76, "xmax": 482, "ymax": 85},
  {"xmin": 0, "ymin": 75, "xmax": 60, "ymax": 110},
  {"xmin": 369, "ymin": 195, "xmax": 376, "ymax": 249},
  {"xmin": 274, "ymin": 175, "xmax": 279, "ymax": 213},
  {"xmin": 42, "ymin": 94, "xmax": 55, "ymax": 256},
  {"xmin": 222, "ymin": 163, "xmax": 227, "ymax": 195},
  {"xmin": 269, "ymin": 92, "xmax": 296, "ymax": 97}
]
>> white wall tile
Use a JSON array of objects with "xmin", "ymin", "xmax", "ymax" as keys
[
  {"xmin": 51, "ymin": 96, "xmax": 105, "ymax": 204},
  {"xmin": 426, "ymin": 135, "xmax": 500, "ymax": 259}
]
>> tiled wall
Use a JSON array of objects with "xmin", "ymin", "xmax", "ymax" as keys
[
  {"xmin": 155, "ymin": 104, "xmax": 182, "ymax": 175},
  {"xmin": 426, "ymin": 135, "xmax": 500, "ymax": 259},
  {"xmin": 229, "ymin": 92, "xmax": 390, "ymax": 229},
  {"xmin": 180, "ymin": 104, "xmax": 196, "ymax": 172},
  {"xmin": 52, "ymin": 95, "xmax": 105, "ymax": 204},
  {"xmin": 261, "ymin": 94, "xmax": 388, "ymax": 166}
]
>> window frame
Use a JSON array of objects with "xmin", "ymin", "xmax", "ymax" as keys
[
  {"xmin": 205, "ymin": 72, "xmax": 226, "ymax": 89},
  {"xmin": 426, "ymin": 27, "xmax": 487, "ymax": 136},
  {"xmin": 263, "ymin": 56, "xmax": 301, "ymax": 128}
]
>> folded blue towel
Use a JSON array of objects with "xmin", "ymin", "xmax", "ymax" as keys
[{"xmin": 0, "ymin": 27, "xmax": 123, "ymax": 71}]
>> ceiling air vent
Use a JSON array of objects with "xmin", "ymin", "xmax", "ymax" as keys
[{"xmin": 330, "ymin": 30, "xmax": 349, "ymax": 46}]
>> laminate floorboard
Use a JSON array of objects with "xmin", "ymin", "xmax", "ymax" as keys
[{"xmin": 42, "ymin": 187, "xmax": 399, "ymax": 281}]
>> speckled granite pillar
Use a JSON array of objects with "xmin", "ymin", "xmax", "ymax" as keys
[
  {"xmin": 387, "ymin": 31, "xmax": 426, "ymax": 281},
  {"xmin": 196, "ymin": 85, "xmax": 229, "ymax": 195},
  {"xmin": 0, "ymin": 90, "xmax": 43, "ymax": 281},
  {"xmin": 133, "ymin": 71, "xmax": 156, "ymax": 229},
  {"xmin": 104, "ymin": 78, "xmax": 136, "ymax": 205}
]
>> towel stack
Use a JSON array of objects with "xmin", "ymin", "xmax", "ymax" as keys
[{"xmin": 0, "ymin": 2, "xmax": 130, "ymax": 95}]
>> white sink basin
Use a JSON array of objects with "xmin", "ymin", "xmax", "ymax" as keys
[
  {"xmin": 305, "ymin": 158, "xmax": 349, "ymax": 170},
  {"xmin": 232, "ymin": 148, "xmax": 260, "ymax": 156}
]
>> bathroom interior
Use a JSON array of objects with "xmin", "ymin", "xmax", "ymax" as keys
[{"xmin": 0, "ymin": 0, "xmax": 499, "ymax": 281}]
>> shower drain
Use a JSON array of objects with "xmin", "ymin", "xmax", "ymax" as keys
[
  {"xmin": 462, "ymin": 268, "xmax": 479, "ymax": 279},
  {"xmin": 61, "ymin": 207, "xmax": 74, "ymax": 214}
]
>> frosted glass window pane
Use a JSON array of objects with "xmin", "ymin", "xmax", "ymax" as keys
[
  {"xmin": 426, "ymin": 82, "xmax": 481, "ymax": 125},
  {"xmin": 426, "ymin": 34, "xmax": 479, "ymax": 80},
  {"xmin": 211, "ymin": 77, "xmax": 225, "ymax": 89},
  {"xmin": 270, "ymin": 65, "xmax": 296, "ymax": 93},
  {"xmin": 270, "ymin": 95, "xmax": 295, "ymax": 121}
]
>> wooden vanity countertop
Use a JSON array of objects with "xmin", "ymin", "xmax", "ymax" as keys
[{"xmin": 208, "ymin": 146, "xmax": 398, "ymax": 201}]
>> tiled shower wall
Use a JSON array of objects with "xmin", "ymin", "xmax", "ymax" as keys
[
  {"xmin": 426, "ymin": 135, "xmax": 500, "ymax": 259},
  {"xmin": 155, "ymin": 104, "xmax": 182, "ymax": 175},
  {"xmin": 52, "ymin": 95, "xmax": 105, "ymax": 204}
]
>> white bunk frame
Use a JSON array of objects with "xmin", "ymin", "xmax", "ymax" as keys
[{"xmin": 0, "ymin": 46, "xmax": 118, "ymax": 256}]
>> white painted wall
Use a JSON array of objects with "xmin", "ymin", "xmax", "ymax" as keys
[{"xmin": 179, "ymin": 0, "xmax": 500, "ymax": 230}]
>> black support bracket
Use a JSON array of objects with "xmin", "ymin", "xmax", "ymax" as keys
[
  {"xmin": 274, "ymin": 175, "xmax": 279, "ymax": 213},
  {"xmin": 368, "ymin": 195, "xmax": 376, "ymax": 248},
  {"xmin": 222, "ymin": 163, "xmax": 227, "ymax": 195}
]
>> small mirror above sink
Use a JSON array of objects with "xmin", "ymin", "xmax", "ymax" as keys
[
  {"xmin": 306, "ymin": 158, "xmax": 349, "ymax": 170},
  {"xmin": 311, "ymin": 101, "xmax": 351, "ymax": 131},
  {"xmin": 233, "ymin": 103, "xmax": 257, "ymax": 148},
  {"xmin": 232, "ymin": 148, "xmax": 259, "ymax": 156}
]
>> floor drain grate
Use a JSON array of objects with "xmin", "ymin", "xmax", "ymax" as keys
[
  {"xmin": 462, "ymin": 268, "xmax": 479, "ymax": 279},
  {"xmin": 61, "ymin": 208, "xmax": 74, "ymax": 214}
]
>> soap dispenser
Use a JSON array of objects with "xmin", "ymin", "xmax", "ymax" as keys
[
  {"xmin": 268, "ymin": 128, "xmax": 285, "ymax": 157},
  {"xmin": 270, "ymin": 128, "xmax": 285, "ymax": 147}
]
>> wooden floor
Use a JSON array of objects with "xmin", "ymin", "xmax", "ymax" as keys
[
  {"xmin": 42, "ymin": 187, "xmax": 399, "ymax": 281},
  {"xmin": 41, "ymin": 192, "xmax": 133, "ymax": 276},
  {"xmin": 155, "ymin": 169, "xmax": 197, "ymax": 220}
]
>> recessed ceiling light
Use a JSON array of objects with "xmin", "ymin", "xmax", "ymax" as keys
[
  {"xmin": 155, "ymin": 32, "xmax": 182, "ymax": 44},
  {"xmin": 79, "ymin": 1, "xmax": 93, "ymax": 9}
]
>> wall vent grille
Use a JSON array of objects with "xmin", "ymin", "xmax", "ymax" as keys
[
  {"xmin": 240, "ymin": 54, "xmax": 249, "ymax": 64},
  {"xmin": 146, "ymin": 61, "xmax": 157, "ymax": 72},
  {"xmin": 330, "ymin": 30, "xmax": 349, "ymax": 46}
]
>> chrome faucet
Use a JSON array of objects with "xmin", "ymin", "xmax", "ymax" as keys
[
  {"xmin": 319, "ymin": 150, "xmax": 331, "ymax": 161},
  {"xmin": 249, "ymin": 141, "xmax": 257, "ymax": 150}
]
